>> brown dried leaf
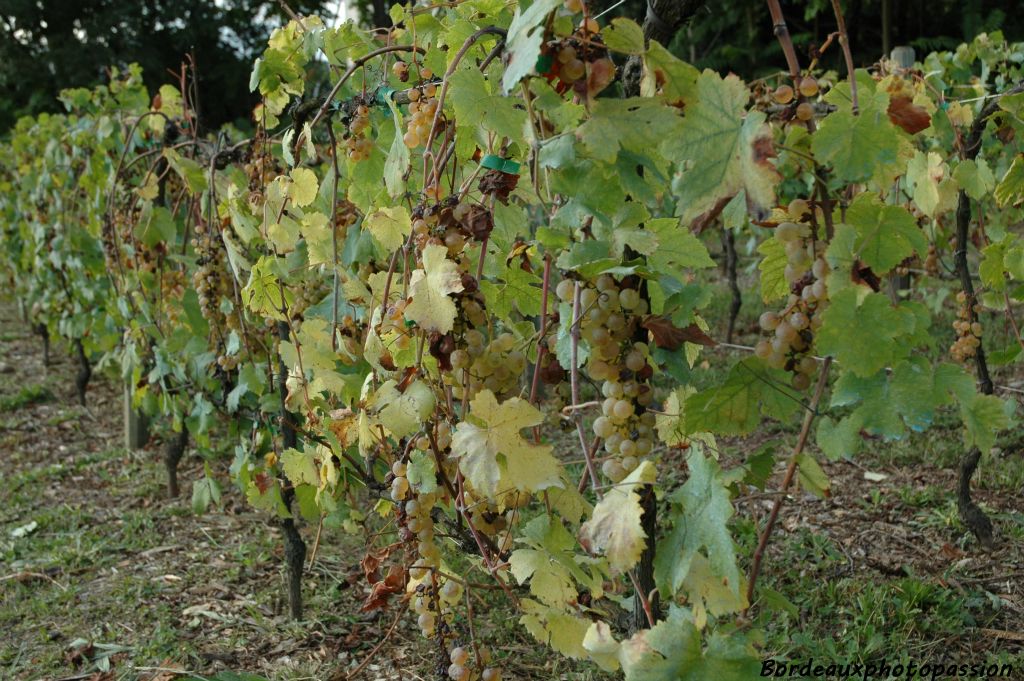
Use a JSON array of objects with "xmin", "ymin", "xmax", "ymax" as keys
[
  {"xmin": 642, "ymin": 315, "xmax": 716, "ymax": 350},
  {"xmin": 887, "ymin": 95, "xmax": 931, "ymax": 135},
  {"xmin": 359, "ymin": 564, "xmax": 406, "ymax": 612}
]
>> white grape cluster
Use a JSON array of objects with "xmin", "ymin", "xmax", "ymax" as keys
[
  {"xmin": 448, "ymin": 331, "xmax": 528, "ymax": 401},
  {"xmin": 403, "ymin": 71, "xmax": 440, "ymax": 150},
  {"xmin": 345, "ymin": 104, "xmax": 374, "ymax": 162},
  {"xmin": 950, "ymin": 291, "xmax": 983, "ymax": 362},
  {"xmin": 556, "ymin": 274, "xmax": 656, "ymax": 482},
  {"xmin": 448, "ymin": 644, "xmax": 501, "ymax": 681},
  {"xmin": 754, "ymin": 201, "xmax": 829, "ymax": 390}
]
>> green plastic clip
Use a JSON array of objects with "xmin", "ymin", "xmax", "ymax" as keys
[
  {"xmin": 535, "ymin": 54, "xmax": 554, "ymax": 75},
  {"xmin": 375, "ymin": 87, "xmax": 396, "ymax": 105},
  {"xmin": 480, "ymin": 154, "xmax": 520, "ymax": 175}
]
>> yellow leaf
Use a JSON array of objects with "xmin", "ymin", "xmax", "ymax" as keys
[
  {"xmin": 405, "ymin": 243, "xmax": 464, "ymax": 334},
  {"xmin": 365, "ymin": 206, "xmax": 411, "ymax": 253},
  {"xmin": 288, "ymin": 167, "xmax": 319, "ymax": 207},
  {"xmin": 579, "ymin": 461, "xmax": 656, "ymax": 573},
  {"xmin": 451, "ymin": 390, "xmax": 563, "ymax": 498}
]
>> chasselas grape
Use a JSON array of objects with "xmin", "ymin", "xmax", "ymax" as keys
[
  {"xmin": 754, "ymin": 200, "xmax": 829, "ymax": 390},
  {"xmin": 556, "ymin": 273, "xmax": 656, "ymax": 483}
]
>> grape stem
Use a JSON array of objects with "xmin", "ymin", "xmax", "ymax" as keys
[
  {"xmin": 744, "ymin": 355, "xmax": 833, "ymax": 612},
  {"xmin": 570, "ymin": 282, "xmax": 602, "ymax": 496},
  {"xmin": 829, "ymin": 0, "xmax": 858, "ymax": 115},
  {"xmin": 529, "ymin": 254, "xmax": 552, "ymax": 443}
]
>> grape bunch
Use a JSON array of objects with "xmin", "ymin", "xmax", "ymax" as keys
[
  {"xmin": 289, "ymin": 278, "xmax": 330, "ymax": 323},
  {"xmin": 754, "ymin": 201, "xmax": 829, "ymax": 390},
  {"xmin": 345, "ymin": 104, "xmax": 374, "ymax": 162},
  {"xmin": 549, "ymin": 28, "xmax": 615, "ymax": 98},
  {"xmin": 448, "ymin": 331, "xmax": 528, "ymax": 400},
  {"xmin": 448, "ymin": 644, "xmax": 502, "ymax": 681},
  {"xmin": 924, "ymin": 243, "xmax": 940, "ymax": 277},
  {"xmin": 950, "ymin": 291, "xmax": 983, "ymax": 362},
  {"xmin": 554, "ymin": 274, "xmax": 657, "ymax": 482},
  {"xmin": 773, "ymin": 75, "xmax": 820, "ymax": 123},
  {"xmin": 404, "ymin": 73, "xmax": 440, "ymax": 149}
]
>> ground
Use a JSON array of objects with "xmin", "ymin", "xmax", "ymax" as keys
[{"xmin": 1, "ymin": 288, "xmax": 1022, "ymax": 681}]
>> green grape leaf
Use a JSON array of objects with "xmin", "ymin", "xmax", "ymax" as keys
[
  {"xmin": 811, "ymin": 89, "xmax": 905, "ymax": 185},
  {"xmin": 684, "ymin": 358, "xmax": 801, "ymax": 435},
  {"xmin": 452, "ymin": 390, "xmax": 563, "ymax": 498},
  {"xmin": 640, "ymin": 41, "xmax": 698, "ymax": 104},
  {"xmin": 583, "ymin": 622, "xmax": 621, "ymax": 672},
  {"xmin": 242, "ymin": 257, "xmax": 291, "ymax": 320},
  {"xmin": 603, "ymin": 18, "xmax": 646, "ymax": 55},
  {"xmin": 843, "ymin": 193, "xmax": 926, "ymax": 274},
  {"xmin": 958, "ymin": 392, "xmax": 1013, "ymax": 453},
  {"xmin": 520, "ymin": 599, "xmax": 590, "ymax": 659},
  {"xmin": 906, "ymin": 151, "xmax": 953, "ymax": 218},
  {"xmin": 383, "ymin": 94, "xmax": 408, "ymax": 199},
  {"xmin": 406, "ymin": 450, "xmax": 437, "ymax": 494},
  {"xmin": 645, "ymin": 218, "xmax": 716, "ymax": 279},
  {"xmin": 281, "ymin": 447, "xmax": 320, "ymax": 487},
  {"xmin": 757, "ymin": 237, "xmax": 788, "ymax": 302},
  {"xmin": 300, "ymin": 211, "xmax": 333, "ymax": 266},
  {"xmin": 618, "ymin": 605, "xmax": 761, "ymax": 680},
  {"xmin": 366, "ymin": 379, "xmax": 436, "ymax": 440},
  {"xmin": 478, "ymin": 264, "xmax": 542, "ymax": 323},
  {"xmin": 577, "ymin": 97, "xmax": 683, "ymax": 163},
  {"xmin": 816, "ymin": 413, "xmax": 865, "ymax": 460},
  {"xmin": 510, "ymin": 548, "xmax": 576, "ymax": 607},
  {"xmin": 796, "ymin": 452, "xmax": 830, "ymax": 498},
  {"xmin": 579, "ymin": 461, "xmax": 656, "ymax": 573},
  {"xmin": 816, "ymin": 289, "xmax": 913, "ymax": 376},
  {"xmin": 163, "ymin": 148, "xmax": 208, "ymax": 194},
  {"xmin": 135, "ymin": 203, "xmax": 177, "ymax": 247},
  {"xmin": 995, "ymin": 154, "xmax": 1024, "ymax": 207},
  {"xmin": 953, "ymin": 158, "xmax": 995, "ymax": 200},
  {"xmin": 501, "ymin": 0, "xmax": 562, "ymax": 93},
  {"xmin": 449, "ymin": 66, "xmax": 528, "ymax": 140},
  {"xmin": 655, "ymin": 449, "xmax": 742, "ymax": 606},
  {"xmin": 406, "ymin": 243, "xmax": 464, "ymax": 334},
  {"xmin": 191, "ymin": 472, "xmax": 221, "ymax": 515},
  {"xmin": 365, "ymin": 206, "xmax": 411, "ymax": 253},
  {"xmin": 666, "ymin": 71, "xmax": 778, "ymax": 224}
]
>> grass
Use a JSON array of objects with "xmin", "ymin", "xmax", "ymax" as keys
[
  {"xmin": 3, "ymin": 280, "xmax": 1023, "ymax": 680},
  {"xmin": 0, "ymin": 384, "xmax": 53, "ymax": 412}
]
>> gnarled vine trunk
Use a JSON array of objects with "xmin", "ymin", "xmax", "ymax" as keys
[
  {"xmin": 954, "ymin": 190, "xmax": 996, "ymax": 548},
  {"xmin": 164, "ymin": 425, "xmax": 189, "ymax": 498},
  {"xmin": 35, "ymin": 323, "xmax": 50, "ymax": 366},
  {"xmin": 621, "ymin": 0, "xmax": 700, "ymax": 633},
  {"xmin": 73, "ymin": 339, "xmax": 91, "ymax": 406},
  {"xmin": 277, "ymin": 321, "xmax": 306, "ymax": 620},
  {"xmin": 722, "ymin": 228, "xmax": 742, "ymax": 344}
]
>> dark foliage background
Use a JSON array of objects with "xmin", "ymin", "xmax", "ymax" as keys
[
  {"xmin": 3, "ymin": 0, "xmax": 1020, "ymax": 133},
  {"xmin": 0, "ymin": 0, "xmax": 329, "ymax": 132}
]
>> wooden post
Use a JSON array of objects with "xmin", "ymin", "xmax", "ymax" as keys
[
  {"xmin": 890, "ymin": 46, "xmax": 915, "ymax": 69},
  {"xmin": 124, "ymin": 382, "xmax": 151, "ymax": 450}
]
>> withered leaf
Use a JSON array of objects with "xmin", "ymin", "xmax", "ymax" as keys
[
  {"xmin": 887, "ymin": 95, "xmax": 931, "ymax": 135},
  {"xmin": 642, "ymin": 315, "xmax": 716, "ymax": 350}
]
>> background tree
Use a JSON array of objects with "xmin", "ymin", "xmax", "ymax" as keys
[{"xmin": 0, "ymin": 0, "xmax": 329, "ymax": 132}]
